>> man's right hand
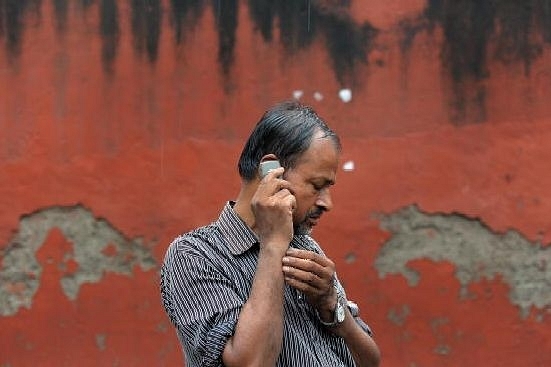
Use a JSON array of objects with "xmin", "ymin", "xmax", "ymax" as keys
[{"xmin": 251, "ymin": 167, "xmax": 295, "ymax": 252}]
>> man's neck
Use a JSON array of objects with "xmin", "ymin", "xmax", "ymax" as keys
[{"xmin": 233, "ymin": 183, "xmax": 257, "ymax": 230}]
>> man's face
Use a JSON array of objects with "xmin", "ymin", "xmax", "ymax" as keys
[{"xmin": 283, "ymin": 132, "xmax": 340, "ymax": 235}]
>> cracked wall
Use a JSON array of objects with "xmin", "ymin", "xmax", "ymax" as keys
[
  {"xmin": 0, "ymin": 205, "xmax": 156, "ymax": 316},
  {"xmin": 375, "ymin": 205, "xmax": 551, "ymax": 318}
]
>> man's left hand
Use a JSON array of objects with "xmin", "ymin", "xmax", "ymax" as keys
[{"xmin": 282, "ymin": 248, "xmax": 337, "ymax": 322}]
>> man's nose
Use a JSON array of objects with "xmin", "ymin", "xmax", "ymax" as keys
[{"xmin": 316, "ymin": 188, "xmax": 333, "ymax": 211}]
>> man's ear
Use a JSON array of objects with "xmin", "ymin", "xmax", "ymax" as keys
[{"xmin": 259, "ymin": 154, "xmax": 279, "ymax": 165}]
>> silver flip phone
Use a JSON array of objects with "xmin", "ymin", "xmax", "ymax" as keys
[{"xmin": 259, "ymin": 160, "xmax": 281, "ymax": 178}]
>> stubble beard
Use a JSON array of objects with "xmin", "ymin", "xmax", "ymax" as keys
[{"xmin": 294, "ymin": 207, "xmax": 323, "ymax": 236}]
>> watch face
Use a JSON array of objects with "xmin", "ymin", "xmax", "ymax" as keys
[{"xmin": 336, "ymin": 303, "xmax": 346, "ymax": 323}]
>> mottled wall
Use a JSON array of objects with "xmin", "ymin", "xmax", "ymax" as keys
[{"xmin": 1, "ymin": 0, "xmax": 551, "ymax": 366}]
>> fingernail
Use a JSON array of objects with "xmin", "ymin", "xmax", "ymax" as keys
[
  {"xmin": 282, "ymin": 257, "xmax": 290, "ymax": 263},
  {"xmin": 282, "ymin": 266, "xmax": 290, "ymax": 272}
]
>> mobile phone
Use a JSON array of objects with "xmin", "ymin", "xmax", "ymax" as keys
[{"xmin": 259, "ymin": 160, "xmax": 281, "ymax": 179}]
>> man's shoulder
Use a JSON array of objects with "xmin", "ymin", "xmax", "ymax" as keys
[
  {"xmin": 162, "ymin": 222, "xmax": 235, "ymax": 280},
  {"xmin": 166, "ymin": 222, "xmax": 232, "ymax": 259},
  {"xmin": 169, "ymin": 223, "xmax": 221, "ymax": 254}
]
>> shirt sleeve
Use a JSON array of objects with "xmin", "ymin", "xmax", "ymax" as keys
[{"xmin": 161, "ymin": 237, "xmax": 243, "ymax": 367}]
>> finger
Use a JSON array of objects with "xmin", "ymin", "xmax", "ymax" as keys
[
  {"xmin": 273, "ymin": 187, "xmax": 292, "ymax": 198},
  {"xmin": 287, "ymin": 194, "xmax": 296, "ymax": 212},
  {"xmin": 283, "ymin": 267, "xmax": 323, "ymax": 291},
  {"xmin": 284, "ymin": 257, "xmax": 332, "ymax": 280},
  {"xmin": 286, "ymin": 248, "xmax": 333, "ymax": 267},
  {"xmin": 283, "ymin": 252, "xmax": 334, "ymax": 279},
  {"xmin": 284, "ymin": 276, "xmax": 319, "ymax": 294},
  {"xmin": 262, "ymin": 178, "xmax": 292, "ymax": 197},
  {"xmin": 270, "ymin": 189, "xmax": 295, "ymax": 212},
  {"xmin": 263, "ymin": 166, "xmax": 284, "ymax": 180}
]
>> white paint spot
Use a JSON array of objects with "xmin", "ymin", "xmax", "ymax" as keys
[
  {"xmin": 292, "ymin": 90, "xmax": 304, "ymax": 100},
  {"xmin": 342, "ymin": 161, "xmax": 355, "ymax": 172},
  {"xmin": 339, "ymin": 88, "xmax": 352, "ymax": 103},
  {"xmin": 313, "ymin": 91, "xmax": 323, "ymax": 101}
]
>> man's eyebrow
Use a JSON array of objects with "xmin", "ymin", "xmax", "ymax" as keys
[{"xmin": 312, "ymin": 177, "xmax": 335, "ymax": 186}]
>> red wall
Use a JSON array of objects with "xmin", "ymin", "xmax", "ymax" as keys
[{"xmin": 2, "ymin": 1, "xmax": 551, "ymax": 366}]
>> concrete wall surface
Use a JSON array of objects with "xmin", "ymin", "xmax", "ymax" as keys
[{"xmin": 1, "ymin": 0, "xmax": 551, "ymax": 366}]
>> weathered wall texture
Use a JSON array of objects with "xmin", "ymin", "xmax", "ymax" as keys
[{"xmin": 1, "ymin": 0, "xmax": 551, "ymax": 366}]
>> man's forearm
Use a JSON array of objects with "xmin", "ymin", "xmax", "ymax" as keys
[
  {"xmin": 222, "ymin": 245, "xmax": 286, "ymax": 367},
  {"xmin": 334, "ymin": 309, "xmax": 381, "ymax": 367}
]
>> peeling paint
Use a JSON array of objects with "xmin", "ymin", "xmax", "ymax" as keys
[
  {"xmin": 430, "ymin": 317, "xmax": 454, "ymax": 355},
  {"xmin": 387, "ymin": 304, "xmax": 411, "ymax": 326},
  {"xmin": 344, "ymin": 251, "xmax": 356, "ymax": 264},
  {"xmin": 433, "ymin": 344, "xmax": 450, "ymax": 355},
  {"xmin": 156, "ymin": 321, "xmax": 168, "ymax": 333},
  {"xmin": 0, "ymin": 205, "xmax": 156, "ymax": 317},
  {"xmin": 375, "ymin": 205, "xmax": 551, "ymax": 318},
  {"xmin": 95, "ymin": 333, "xmax": 106, "ymax": 351}
]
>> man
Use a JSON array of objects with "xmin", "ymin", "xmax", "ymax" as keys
[{"xmin": 160, "ymin": 101, "xmax": 380, "ymax": 366}]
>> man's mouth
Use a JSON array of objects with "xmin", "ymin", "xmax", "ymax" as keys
[{"xmin": 307, "ymin": 214, "xmax": 322, "ymax": 226}]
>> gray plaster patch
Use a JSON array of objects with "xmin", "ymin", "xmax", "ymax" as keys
[
  {"xmin": 434, "ymin": 344, "xmax": 451, "ymax": 355},
  {"xmin": 0, "ymin": 205, "xmax": 157, "ymax": 316},
  {"xmin": 375, "ymin": 205, "xmax": 551, "ymax": 318},
  {"xmin": 95, "ymin": 333, "xmax": 107, "ymax": 351},
  {"xmin": 387, "ymin": 304, "xmax": 411, "ymax": 326}
]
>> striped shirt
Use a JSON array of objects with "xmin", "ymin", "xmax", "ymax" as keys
[{"xmin": 160, "ymin": 202, "xmax": 369, "ymax": 366}]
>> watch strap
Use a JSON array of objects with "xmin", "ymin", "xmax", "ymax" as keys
[
  {"xmin": 347, "ymin": 300, "xmax": 374, "ymax": 337},
  {"xmin": 316, "ymin": 291, "xmax": 346, "ymax": 327}
]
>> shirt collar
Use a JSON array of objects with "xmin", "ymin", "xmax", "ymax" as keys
[{"xmin": 216, "ymin": 201, "xmax": 259, "ymax": 255}]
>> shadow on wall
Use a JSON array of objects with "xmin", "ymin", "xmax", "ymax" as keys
[{"xmin": 1, "ymin": 0, "xmax": 551, "ymax": 122}]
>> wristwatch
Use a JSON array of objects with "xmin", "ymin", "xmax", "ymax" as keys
[{"xmin": 316, "ymin": 292, "xmax": 346, "ymax": 327}]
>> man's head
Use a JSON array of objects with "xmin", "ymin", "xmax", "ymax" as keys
[{"xmin": 238, "ymin": 100, "xmax": 341, "ymax": 234}]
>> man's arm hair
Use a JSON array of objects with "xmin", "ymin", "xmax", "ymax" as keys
[
  {"xmin": 222, "ymin": 244, "xmax": 287, "ymax": 367},
  {"xmin": 330, "ymin": 308, "xmax": 381, "ymax": 367}
]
